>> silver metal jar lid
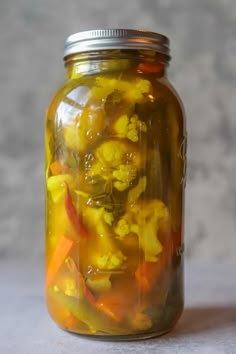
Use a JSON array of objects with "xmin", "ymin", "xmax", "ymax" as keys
[{"xmin": 64, "ymin": 29, "xmax": 170, "ymax": 58}]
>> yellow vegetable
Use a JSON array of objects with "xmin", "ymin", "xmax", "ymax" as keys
[
  {"xmin": 83, "ymin": 206, "xmax": 113, "ymax": 237},
  {"xmin": 86, "ymin": 139, "xmax": 141, "ymax": 191},
  {"xmin": 47, "ymin": 174, "xmax": 73, "ymax": 203},
  {"xmin": 97, "ymin": 251, "xmax": 127, "ymax": 270},
  {"xmin": 114, "ymin": 219, "xmax": 131, "ymax": 239},
  {"xmin": 127, "ymin": 176, "xmax": 147, "ymax": 203},
  {"xmin": 94, "ymin": 77, "xmax": 152, "ymax": 104},
  {"xmin": 130, "ymin": 312, "xmax": 152, "ymax": 331},
  {"xmin": 60, "ymin": 278, "xmax": 80, "ymax": 298},
  {"xmin": 112, "ymin": 164, "xmax": 137, "ymax": 191},
  {"xmin": 124, "ymin": 79, "xmax": 151, "ymax": 103},
  {"xmin": 115, "ymin": 200, "xmax": 169, "ymax": 262},
  {"xmin": 95, "ymin": 140, "xmax": 127, "ymax": 168},
  {"xmin": 86, "ymin": 274, "xmax": 111, "ymax": 293},
  {"xmin": 113, "ymin": 114, "xmax": 147, "ymax": 142},
  {"xmin": 64, "ymin": 107, "xmax": 106, "ymax": 152}
]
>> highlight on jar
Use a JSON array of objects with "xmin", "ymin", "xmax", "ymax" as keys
[{"xmin": 45, "ymin": 29, "xmax": 186, "ymax": 339}]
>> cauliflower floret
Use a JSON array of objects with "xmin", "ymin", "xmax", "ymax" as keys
[
  {"xmin": 131, "ymin": 312, "xmax": 152, "ymax": 331},
  {"xmin": 97, "ymin": 250, "xmax": 127, "ymax": 270},
  {"xmin": 113, "ymin": 114, "xmax": 147, "ymax": 142},
  {"xmin": 114, "ymin": 219, "xmax": 131, "ymax": 239},
  {"xmin": 86, "ymin": 139, "xmax": 141, "ymax": 191},
  {"xmin": 115, "ymin": 200, "xmax": 169, "ymax": 262},
  {"xmin": 112, "ymin": 164, "xmax": 137, "ymax": 191},
  {"xmin": 94, "ymin": 77, "xmax": 152, "ymax": 104},
  {"xmin": 95, "ymin": 140, "xmax": 128, "ymax": 168},
  {"xmin": 124, "ymin": 79, "xmax": 152, "ymax": 103},
  {"xmin": 83, "ymin": 206, "xmax": 114, "ymax": 237}
]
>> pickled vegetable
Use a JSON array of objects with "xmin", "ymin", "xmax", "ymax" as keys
[{"xmin": 45, "ymin": 50, "xmax": 185, "ymax": 337}]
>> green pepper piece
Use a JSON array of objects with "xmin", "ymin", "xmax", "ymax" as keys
[{"xmin": 49, "ymin": 286, "xmax": 131, "ymax": 335}]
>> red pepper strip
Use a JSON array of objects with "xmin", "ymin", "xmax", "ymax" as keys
[
  {"xmin": 78, "ymin": 272, "xmax": 97, "ymax": 305},
  {"xmin": 66, "ymin": 256, "xmax": 97, "ymax": 305},
  {"xmin": 64, "ymin": 183, "xmax": 89, "ymax": 238},
  {"xmin": 137, "ymin": 62, "xmax": 164, "ymax": 73}
]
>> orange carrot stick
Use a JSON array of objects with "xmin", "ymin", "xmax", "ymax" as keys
[
  {"xmin": 50, "ymin": 160, "xmax": 67, "ymax": 175},
  {"xmin": 46, "ymin": 235, "xmax": 75, "ymax": 288},
  {"xmin": 94, "ymin": 281, "xmax": 136, "ymax": 322},
  {"xmin": 95, "ymin": 297, "xmax": 122, "ymax": 322},
  {"xmin": 135, "ymin": 251, "xmax": 167, "ymax": 293}
]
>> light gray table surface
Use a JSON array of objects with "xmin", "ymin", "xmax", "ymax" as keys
[{"xmin": 0, "ymin": 259, "xmax": 235, "ymax": 354}]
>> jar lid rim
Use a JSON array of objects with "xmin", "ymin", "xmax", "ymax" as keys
[{"xmin": 64, "ymin": 29, "xmax": 170, "ymax": 58}]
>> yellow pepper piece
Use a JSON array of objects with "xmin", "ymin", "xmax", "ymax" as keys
[
  {"xmin": 86, "ymin": 274, "xmax": 111, "ymax": 293},
  {"xmin": 47, "ymin": 174, "xmax": 73, "ymax": 203},
  {"xmin": 128, "ymin": 176, "xmax": 147, "ymax": 203}
]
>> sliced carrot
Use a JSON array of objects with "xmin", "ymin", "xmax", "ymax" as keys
[
  {"xmin": 50, "ymin": 160, "xmax": 68, "ymax": 175},
  {"xmin": 135, "ymin": 230, "xmax": 183, "ymax": 293},
  {"xmin": 95, "ymin": 293, "xmax": 124, "ymax": 322},
  {"xmin": 94, "ymin": 281, "xmax": 136, "ymax": 323},
  {"xmin": 64, "ymin": 313, "xmax": 79, "ymax": 330},
  {"xmin": 64, "ymin": 184, "xmax": 90, "ymax": 238},
  {"xmin": 46, "ymin": 235, "xmax": 75, "ymax": 288},
  {"xmin": 135, "ymin": 250, "xmax": 168, "ymax": 293}
]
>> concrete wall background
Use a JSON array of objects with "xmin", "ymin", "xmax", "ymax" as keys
[{"xmin": 1, "ymin": 0, "xmax": 236, "ymax": 261}]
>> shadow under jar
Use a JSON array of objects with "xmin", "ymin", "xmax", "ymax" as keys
[{"xmin": 45, "ymin": 29, "xmax": 186, "ymax": 340}]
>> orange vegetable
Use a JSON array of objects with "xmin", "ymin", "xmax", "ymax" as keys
[
  {"xmin": 46, "ymin": 235, "xmax": 75, "ymax": 288},
  {"xmin": 135, "ymin": 251, "xmax": 167, "ymax": 293},
  {"xmin": 50, "ymin": 160, "xmax": 67, "ymax": 175},
  {"xmin": 137, "ymin": 62, "xmax": 163, "ymax": 73},
  {"xmin": 135, "ymin": 230, "xmax": 183, "ymax": 293},
  {"xmin": 95, "ymin": 281, "xmax": 135, "ymax": 322},
  {"xmin": 95, "ymin": 297, "xmax": 122, "ymax": 322},
  {"xmin": 64, "ymin": 313, "xmax": 79, "ymax": 331}
]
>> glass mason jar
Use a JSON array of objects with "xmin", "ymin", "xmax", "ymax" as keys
[{"xmin": 45, "ymin": 29, "xmax": 186, "ymax": 340}]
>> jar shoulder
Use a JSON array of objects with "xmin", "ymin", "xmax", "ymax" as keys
[{"xmin": 46, "ymin": 74, "xmax": 186, "ymax": 135}]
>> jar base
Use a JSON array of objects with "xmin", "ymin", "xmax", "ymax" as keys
[{"xmin": 60, "ymin": 326, "xmax": 173, "ymax": 342}]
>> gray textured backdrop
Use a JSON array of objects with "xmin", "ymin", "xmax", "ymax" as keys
[{"xmin": 1, "ymin": 0, "xmax": 236, "ymax": 261}]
